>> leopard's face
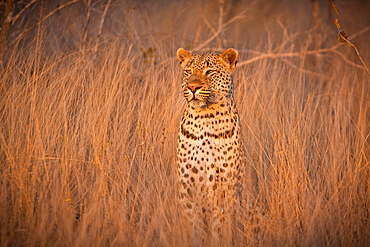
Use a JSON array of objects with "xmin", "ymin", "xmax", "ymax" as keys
[{"xmin": 177, "ymin": 48, "xmax": 238, "ymax": 109}]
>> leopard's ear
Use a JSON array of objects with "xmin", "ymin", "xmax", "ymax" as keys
[
  {"xmin": 177, "ymin": 48, "xmax": 192, "ymax": 64},
  {"xmin": 220, "ymin": 48, "xmax": 238, "ymax": 71}
]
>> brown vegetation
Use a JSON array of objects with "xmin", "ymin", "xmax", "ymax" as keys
[{"xmin": 0, "ymin": 0, "xmax": 369, "ymax": 246}]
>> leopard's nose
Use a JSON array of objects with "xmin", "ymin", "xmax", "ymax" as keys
[{"xmin": 187, "ymin": 85, "xmax": 202, "ymax": 93}]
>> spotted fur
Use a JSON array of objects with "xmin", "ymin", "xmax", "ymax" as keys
[{"xmin": 176, "ymin": 48, "xmax": 243, "ymax": 243}]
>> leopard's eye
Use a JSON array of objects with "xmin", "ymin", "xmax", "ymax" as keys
[
  {"xmin": 184, "ymin": 69, "xmax": 192, "ymax": 76},
  {"xmin": 205, "ymin": 70, "xmax": 217, "ymax": 76}
]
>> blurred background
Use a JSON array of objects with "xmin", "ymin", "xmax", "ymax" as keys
[{"xmin": 0, "ymin": 0, "xmax": 369, "ymax": 246}]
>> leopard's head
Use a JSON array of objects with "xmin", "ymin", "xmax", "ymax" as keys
[{"xmin": 177, "ymin": 48, "xmax": 238, "ymax": 109}]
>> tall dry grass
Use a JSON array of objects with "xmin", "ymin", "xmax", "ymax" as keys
[{"xmin": 0, "ymin": 0, "xmax": 369, "ymax": 246}]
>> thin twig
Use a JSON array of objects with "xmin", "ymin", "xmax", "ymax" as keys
[
  {"xmin": 338, "ymin": 33, "xmax": 370, "ymax": 75},
  {"xmin": 94, "ymin": 0, "xmax": 111, "ymax": 52},
  {"xmin": 331, "ymin": 49, "xmax": 366, "ymax": 70},
  {"xmin": 238, "ymin": 47, "xmax": 335, "ymax": 66},
  {"xmin": 11, "ymin": 0, "xmax": 38, "ymax": 25},
  {"xmin": 80, "ymin": 0, "xmax": 92, "ymax": 50},
  {"xmin": 201, "ymin": 15, "xmax": 216, "ymax": 34},
  {"xmin": 0, "ymin": 0, "xmax": 14, "ymax": 66},
  {"xmin": 238, "ymin": 25, "xmax": 370, "ymax": 68},
  {"xmin": 281, "ymin": 58, "xmax": 330, "ymax": 78},
  {"xmin": 9, "ymin": 0, "xmax": 81, "ymax": 47},
  {"xmin": 331, "ymin": 0, "xmax": 370, "ymax": 75},
  {"xmin": 192, "ymin": 1, "xmax": 250, "ymax": 52}
]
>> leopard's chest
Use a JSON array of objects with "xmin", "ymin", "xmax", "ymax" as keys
[{"xmin": 177, "ymin": 104, "xmax": 240, "ymax": 189}]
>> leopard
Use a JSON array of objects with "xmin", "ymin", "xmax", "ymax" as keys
[{"xmin": 176, "ymin": 47, "xmax": 243, "ymax": 245}]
